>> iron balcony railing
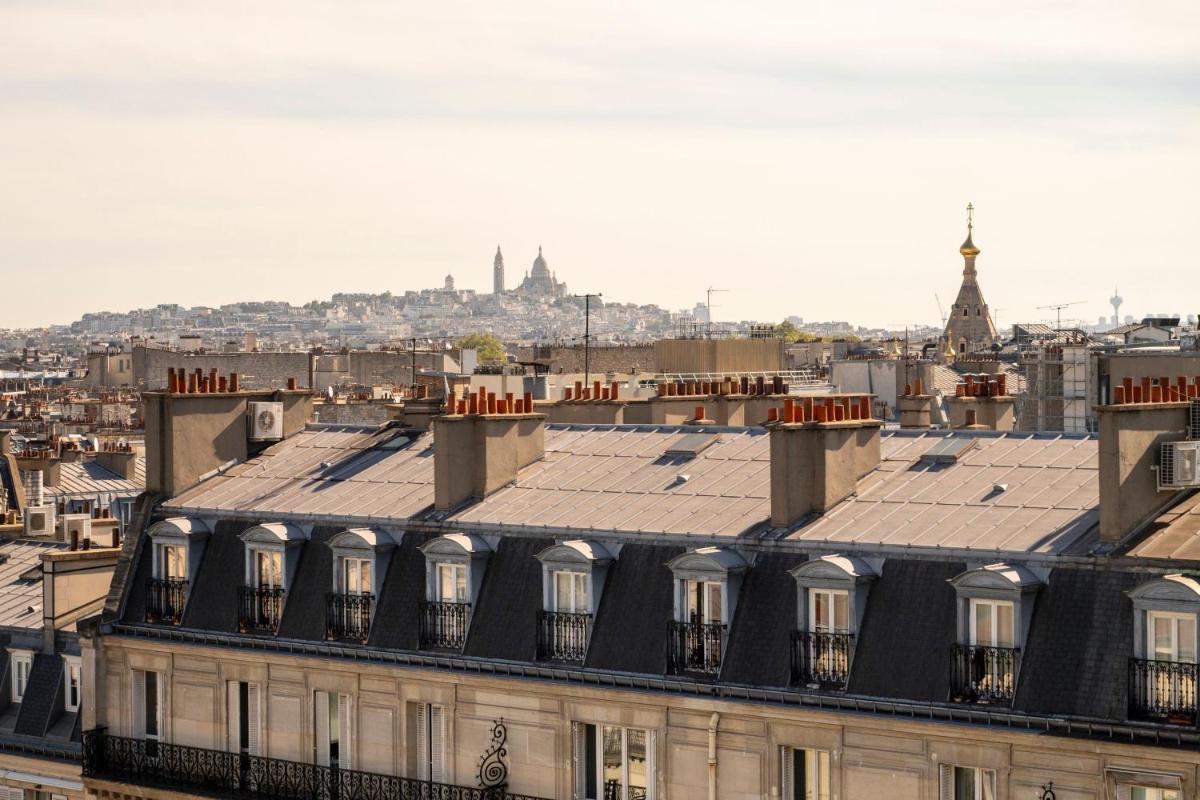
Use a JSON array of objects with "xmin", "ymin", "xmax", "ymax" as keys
[
  {"xmin": 536, "ymin": 611, "xmax": 591, "ymax": 663},
  {"xmin": 951, "ymin": 644, "xmax": 1020, "ymax": 704},
  {"xmin": 238, "ymin": 585, "xmax": 285, "ymax": 634},
  {"xmin": 326, "ymin": 592, "xmax": 373, "ymax": 642},
  {"xmin": 1129, "ymin": 657, "xmax": 1199, "ymax": 725},
  {"xmin": 82, "ymin": 729, "xmax": 549, "ymax": 800},
  {"xmin": 145, "ymin": 578, "xmax": 188, "ymax": 625},
  {"xmin": 667, "ymin": 620, "xmax": 725, "ymax": 675},
  {"xmin": 419, "ymin": 601, "xmax": 471, "ymax": 651},
  {"xmin": 603, "ymin": 780, "xmax": 647, "ymax": 800},
  {"xmin": 790, "ymin": 631, "xmax": 853, "ymax": 690}
]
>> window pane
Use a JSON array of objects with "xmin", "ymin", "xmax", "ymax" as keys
[
  {"xmin": 361, "ymin": 561, "xmax": 371, "ymax": 594},
  {"xmin": 980, "ymin": 769, "xmax": 995, "ymax": 800},
  {"xmin": 813, "ymin": 591, "xmax": 828, "ymax": 630},
  {"xmin": 627, "ymin": 729, "xmax": 647, "ymax": 796},
  {"xmin": 707, "ymin": 582, "xmax": 722, "ymax": 624},
  {"xmin": 687, "ymin": 581, "xmax": 701, "ymax": 620},
  {"xmin": 953, "ymin": 766, "xmax": 975, "ymax": 800},
  {"xmin": 575, "ymin": 573, "xmax": 588, "ymax": 612},
  {"xmin": 601, "ymin": 726, "xmax": 623, "ymax": 799},
  {"xmin": 973, "ymin": 602, "xmax": 992, "ymax": 646},
  {"xmin": 1153, "ymin": 616, "xmax": 1174, "ymax": 659},
  {"xmin": 556, "ymin": 572, "xmax": 571, "ymax": 611},
  {"xmin": 996, "ymin": 603, "xmax": 1014, "ymax": 648},
  {"xmin": 1178, "ymin": 617, "xmax": 1196, "ymax": 662},
  {"xmin": 145, "ymin": 672, "xmax": 159, "ymax": 737},
  {"xmin": 455, "ymin": 565, "xmax": 467, "ymax": 602},
  {"xmin": 833, "ymin": 593, "xmax": 849, "ymax": 632}
]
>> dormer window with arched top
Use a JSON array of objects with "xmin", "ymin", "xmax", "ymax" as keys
[
  {"xmin": 1128, "ymin": 575, "xmax": 1200, "ymax": 725},
  {"xmin": 238, "ymin": 523, "xmax": 307, "ymax": 635},
  {"xmin": 789, "ymin": 555, "xmax": 877, "ymax": 690},
  {"xmin": 666, "ymin": 547, "xmax": 747, "ymax": 676},
  {"xmin": 534, "ymin": 540, "xmax": 613, "ymax": 663},
  {"xmin": 948, "ymin": 563, "xmax": 1042, "ymax": 706},
  {"xmin": 325, "ymin": 528, "xmax": 397, "ymax": 642},
  {"xmin": 419, "ymin": 534, "xmax": 492, "ymax": 651},
  {"xmin": 145, "ymin": 517, "xmax": 210, "ymax": 625}
]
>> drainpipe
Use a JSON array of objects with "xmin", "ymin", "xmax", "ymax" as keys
[{"xmin": 708, "ymin": 712, "xmax": 720, "ymax": 800}]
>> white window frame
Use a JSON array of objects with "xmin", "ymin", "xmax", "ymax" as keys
[
  {"xmin": 1146, "ymin": 610, "xmax": 1197, "ymax": 663},
  {"xmin": 780, "ymin": 746, "xmax": 831, "ymax": 800},
  {"xmin": 314, "ymin": 690, "xmax": 353, "ymax": 770},
  {"xmin": 432, "ymin": 561, "xmax": 469, "ymax": 604},
  {"xmin": 808, "ymin": 588, "xmax": 849, "ymax": 634},
  {"xmin": 551, "ymin": 569, "xmax": 589, "ymax": 614},
  {"xmin": 155, "ymin": 541, "xmax": 187, "ymax": 581},
  {"xmin": 340, "ymin": 557, "xmax": 374, "ymax": 596},
  {"xmin": 413, "ymin": 702, "xmax": 447, "ymax": 783},
  {"xmin": 679, "ymin": 578, "xmax": 725, "ymax": 626},
  {"xmin": 573, "ymin": 722, "xmax": 655, "ymax": 800},
  {"xmin": 10, "ymin": 652, "xmax": 32, "ymax": 703},
  {"xmin": 227, "ymin": 680, "xmax": 262, "ymax": 756},
  {"xmin": 132, "ymin": 669, "xmax": 165, "ymax": 742},
  {"xmin": 536, "ymin": 540, "xmax": 612, "ymax": 617},
  {"xmin": 938, "ymin": 764, "xmax": 996, "ymax": 800},
  {"xmin": 64, "ymin": 657, "xmax": 82, "ymax": 713},
  {"xmin": 968, "ymin": 598, "xmax": 1015, "ymax": 649},
  {"xmin": 248, "ymin": 546, "xmax": 285, "ymax": 590}
]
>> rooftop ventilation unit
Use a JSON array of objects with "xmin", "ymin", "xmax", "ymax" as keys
[
  {"xmin": 60, "ymin": 513, "xmax": 92, "ymax": 543},
  {"xmin": 248, "ymin": 402, "xmax": 284, "ymax": 441},
  {"xmin": 919, "ymin": 437, "xmax": 978, "ymax": 465},
  {"xmin": 23, "ymin": 505, "xmax": 54, "ymax": 537},
  {"xmin": 665, "ymin": 432, "xmax": 720, "ymax": 458},
  {"xmin": 1159, "ymin": 441, "xmax": 1200, "ymax": 490},
  {"xmin": 1190, "ymin": 398, "xmax": 1200, "ymax": 440}
]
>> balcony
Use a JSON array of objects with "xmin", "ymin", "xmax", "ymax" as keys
[
  {"xmin": 419, "ymin": 601, "xmax": 470, "ymax": 650},
  {"xmin": 536, "ymin": 611, "xmax": 591, "ymax": 663},
  {"xmin": 326, "ymin": 593, "xmax": 373, "ymax": 642},
  {"xmin": 790, "ymin": 631, "xmax": 853, "ymax": 690},
  {"xmin": 145, "ymin": 578, "xmax": 188, "ymax": 625},
  {"xmin": 238, "ymin": 586, "xmax": 285, "ymax": 634},
  {"xmin": 667, "ymin": 621, "xmax": 725, "ymax": 675},
  {"xmin": 951, "ymin": 644, "xmax": 1019, "ymax": 705},
  {"xmin": 83, "ymin": 729, "xmax": 549, "ymax": 800},
  {"xmin": 1129, "ymin": 657, "xmax": 1198, "ymax": 725}
]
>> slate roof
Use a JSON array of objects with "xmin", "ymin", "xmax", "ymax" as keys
[{"xmin": 14, "ymin": 653, "xmax": 64, "ymax": 737}]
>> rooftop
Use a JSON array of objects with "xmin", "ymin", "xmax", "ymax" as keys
[
  {"xmin": 0, "ymin": 538, "xmax": 67, "ymax": 630},
  {"xmin": 45, "ymin": 457, "xmax": 145, "ymax": 499}
]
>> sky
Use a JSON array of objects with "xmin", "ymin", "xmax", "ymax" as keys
[{"xmin": 1, "ymin": 1, "xmax": 1198, "ymax": 331}]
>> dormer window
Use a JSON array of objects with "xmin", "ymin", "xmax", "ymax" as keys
[
  {"xmin": 666, "ymin": 548, "xmax": 747, "ymax": 675},
  {"xmin": 790, "ymin": 555, "xmax": 877, "ymax": 690},
  {"xmin": 1128, "ymin": 575, "xmax": 1200, "ymax": 725},
  {"xmin": 238, "ymin": 523, "xmax": 306, "ymax": 634},
  {"xmin": 948, "ymin": 563, "xmax": 1041, "ymax": 705},
  {"xmin": 535, "ymin": 540, "xmax": 612, "ymax": 663},
  {"xmin": 419, "ymin": 534, "xmax": 492, "ymax": 651},
  {"xmin": 326, "ymin": 528, "xmax": 396, "ymax": 642},
  {"xmin": 145, "ymin": 517, "xmax": 210, "ymax": 625}
]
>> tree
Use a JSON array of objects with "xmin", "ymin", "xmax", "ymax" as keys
[{"xmin": 455, "ymin": 333, "xmax": 506, "ymax": 364}]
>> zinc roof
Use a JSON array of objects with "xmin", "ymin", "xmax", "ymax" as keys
[
  {"xmin": 1125, "ymin": 492, "xmax": 1200, "ymax": 560},
  {"xmin": 0, "ymin": 539, "xmax": 66, "ymax": 630},
  {"xmin": 45, "ymin": 458, "xmax": 145, "ymax": 499}
]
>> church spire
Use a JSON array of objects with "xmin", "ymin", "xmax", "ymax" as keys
[{"xmin": 959, "ymin": 202, "xmax": 980, "ymax": 259}]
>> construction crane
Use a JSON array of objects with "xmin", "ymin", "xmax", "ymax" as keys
[
  {"xmin": 1037, "ymin": 301, "xmax": 1085, "ymax": 329},
  {"xmin": 934, "ymin": 294, "xmax": 947, "ymax": 327}
]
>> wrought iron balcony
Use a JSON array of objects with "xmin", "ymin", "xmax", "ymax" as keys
[
  {"xmin": 951, "ymin": 644, "xmax": 1019, "ymax": 704},
  {"xmin": 238, "ymin": 585, "xmax": 285, "ymax": 634},
  {"xmin": 667, "ymin": 620, "xmax": 725, "ymax": 675},
  {"xmin": 145, "ymin": 578, "xmax": 188, "ymax": 625},
  {"xmin": 536, "ymin": 610, "xmax": 591, "ymax": 662},
  {"xmin": 790, "ymin": 630, "xmax": 853, "ymax": 690},
  {"xmin": 419, "ymin": 600, "xmax": 471, "ymax": 650},
  {"xmin": 82, "ymin": 729, "xmax": 548, "ymax": 800},
  {"xmin": 326, "ymin": 592, "xmax": 373, "ymax": 642},
  {"xmin": 604, "ymin": 780, "xmax": 648, "ymax": 800},
  {"xmin": 1129, "ymin": 657, "xmax": 1198, "ymax": 725}
]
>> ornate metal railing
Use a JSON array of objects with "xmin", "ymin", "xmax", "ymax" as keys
[
  {"xmin": 145, "ymin": 578, "xmax": 188, "ymax": 625},
  {"xmin": 603, "ymin": 781, "xmax": 647, "ymax": 800},
  {"xmin": 82, "ymin": 729, "xmax": 550, "ymax": 800},
  {"xmin": 790, "ymin": 630, "xmax": 853, "ymax": 689},
  {"xmin": 326, "ymin": 592, "xmax": 373, "ymax": 642},
  {"xmin": 667, "ymin": 620, "xmax": 725, "ymax": 675},
  {"xmin": 419, "ymin": 601, "xmax": 471, "ymax": 650},
  {"xmin": 239, "ymin": 585, "xmax": 286, "ymax": 634},
  {"xmin": 536, "ymin": 611, "xmax": 591, "ymax": 663},
  {"xmin": 951, "ymin": 644, "xmax": 1020, "ymax": 704},
  {"xmin": 1129, "ymin": 657, "xmax": 1199, "ymax": 725}
]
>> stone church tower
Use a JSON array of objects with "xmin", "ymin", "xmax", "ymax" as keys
[
  {"xmin": 943, "ymin": 204, "xmax": 998, "ymax": 357},
  {"xmin": 493, "ymin": 246, "xmax": 505, "ymax": 294}
]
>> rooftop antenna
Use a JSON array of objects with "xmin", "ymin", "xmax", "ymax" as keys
[
  {"xmin": 992, "ymin": 308, "xmax": 1006, "ymax": 332},
  {"xmin": 572, "ymin": 293, "xmax": 603, "ymax": 387},
  {"xmin": 706, "ymin": 287, "xmax": 728, "ymax": 339},
  {"xmin": 1037, "ymin": 301, "xmax": 1085, "ymax": 329}
]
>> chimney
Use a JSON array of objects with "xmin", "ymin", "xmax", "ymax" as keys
[
  {"xmin": 433, "ymin": 407, "xmax": 546, "ymax": 511},
  {"xmin": 770, "ymin": 405, "xmax": 882, "ymax": 528},
  {"xmin": 95, "ymin": 448, "xmax": 138, "ymax": 480},
  {"xmin": 0, "ymin": 431, "xmax": 11, "ymax": 456},
  {"xmin": 897, "ymin": 384, "xmax": 934, "ymax": 429},
  {"xmin": 1097, "ymin": 394, "xmax": 1193, "ymax": 546}
]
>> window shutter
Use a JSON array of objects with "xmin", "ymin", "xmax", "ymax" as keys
[
  {"xmin": 226, "ymin": 681, "xmax": 240, "ymax": 752},
  {"xmin": 1113, "ymin": 786, "xmax": 1132, "ymax": 800},
  {"xmin": 132, "ymin": 671, "xmax": 146, "ymax": 739},
  {"xmin": 938, "ymin": 764, "xmax": 953, "ymax": 800},
  {"xmin": 5, "ymin": 789, "xmax": 24, "ymax": 800},
  {"xmin": 247, "ymin": 683, "xmax": 261, "ymax": 756},
  {"xmin": 572, "ymin": 722, "xmax": 586, "ymax": 800},
  {"xmin": 314, "ymin": 691, "xmax": 330, "ymax": 767},
  {"xmin": 429, "ymin": 704, "xmax": 446, "ymax": 783},
  {"xmin": 338, "ymin": 693, "xmax": 353, "ymax": 771},
  {"xmin": 780, "ymin": 746, "xmax": 794, "ymax": 800},
  {"xmin": 645, "ymin": 729, "xmax": 657, "ymax": 800},
  {"xmin": 414, "ymin": 703, "xmax": 428, "ymax": 781}
]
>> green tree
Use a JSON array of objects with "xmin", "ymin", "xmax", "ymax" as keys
[{"xmin": 455, "ymin": 333, "xmax": 507, "ymax": 364}]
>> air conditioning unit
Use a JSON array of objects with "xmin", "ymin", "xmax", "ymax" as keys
[
  {"xmin": 1160, "ymin": 441, "xmax": 1200, "ymax": 490},
  {"xmin": 248, "ymin": 401, "xmax": 284, "ymax": 441},
  {"xmin": 23, "ymin": 505, "xmax": 55, "ymax": 537},
  {"xmin": 60, "ymin": 514, "xmax": 92, "ymax": 544}
]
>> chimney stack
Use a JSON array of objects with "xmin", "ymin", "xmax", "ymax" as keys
[{"xmin": 433, "ymin": 406, "xmax": 546, "ymax": 512}]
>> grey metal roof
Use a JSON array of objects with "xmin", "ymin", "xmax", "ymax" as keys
[
  {"xmin": 44, "ymin": 458, "xmax": 144, "ymax": 499},
  {"xmin": 0, "ymin": 539, "xmax": 67, "ymax": 630}
]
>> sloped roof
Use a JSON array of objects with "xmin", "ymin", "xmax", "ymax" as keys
[
  {"xmin": 0, "ymin": 539, "xmax": 66, "ymax": 630},
  {"xmin": 45, "ymin": 457, "xmax": 144, "ymax": 499}
]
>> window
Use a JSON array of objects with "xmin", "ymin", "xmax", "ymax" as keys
[
  {"xmin": 10, "ymin": 653, "xmax": 32, "ymax": 703},
  {"xmin": 412, "ymin": 703, "xmax": 446, "ymax": 783},
  {"xmin": 809, "ymin": 588, "xmax": 848, "ymax": 633},
  {"xmin": 227, "ymin": 681, "xmax": 261, "ymax": 756},
  {"xmin": 969, "ymin": 599, "xmax": 1014, "ymax": 648},
  {"xmin": 132, "ymin": 669, "xmax": 164, "ymax": 744},
  {"xmin": 252, "ymin": 548, "xmax": 284, "ymax": 589},
  {"xmin": 65, "ymin": 659, "xmax": 82, "ymax": 713},
  {"xmin": 573, "ymin": 723, "xmax": 654, "ymax": 800},
  {"xmin": 1129, "ymin": 788, "xmax": 1180, "ymax": 800},
  {"xmin": 341, "ymin": 557, "xmax": 373, "ymax": 596},
  {"xmin": 1147, "ymin": 611, "xmax": 1197, "ymax": 663},
  {"xmin": 938, "ymin": 765, "xmax": 995, "ymax": 800},
  {"xmin": 157, "ymin": 543, "xmax": 186, "ymax": 580},
  {"xmin": 780, "ymin": 747, "xmax": 830, "ymax": 800},
  {"xmin": 434, "ymin": 562, "xmax": 468, "ymax": 604},
  {"xmin": 552, "ymin": 570, "xmax": 588, "ymax": 613},
  {"xmin": 681, "ymin": 579, "xmax": 723, "ymax": 625},
  {"xmin": 314, "ymin": 691, "xmax": 351, "ymax": 770}
]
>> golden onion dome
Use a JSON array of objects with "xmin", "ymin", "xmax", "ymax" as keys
[{"xmin": 960, "ymin": 229, "xmax": 980, "ymax": 258}]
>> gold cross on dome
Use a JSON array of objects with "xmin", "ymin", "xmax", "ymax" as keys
[{"xmin": 966, "ymin": 202, "xmax": 974, "ymax": 229}]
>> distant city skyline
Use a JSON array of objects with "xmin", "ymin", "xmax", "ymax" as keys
[{"xmin": 2, "ymin": 1, "xmax": 1198, "ymax": 329}]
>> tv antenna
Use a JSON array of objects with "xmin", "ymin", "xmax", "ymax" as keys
[
  {"xmin": 1037, "ymin": 301, "xmax": 1084, "ymax": 329},
  {"xmin": 706, "ymin": 287, "xmax": 728, "ymax": 339}
]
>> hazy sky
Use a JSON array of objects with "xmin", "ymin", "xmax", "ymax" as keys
[{"xmin": 2, "ymin": 1, "xmax": 1198, "ymax": 330}]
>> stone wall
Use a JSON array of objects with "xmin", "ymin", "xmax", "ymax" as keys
[
  {"xmin": 135, "ymin": 347, "xmax": 311, "ymax": 390},
  {"xmin": 513, "ymin": 345, "xmax": 656, "ymax": 375}
]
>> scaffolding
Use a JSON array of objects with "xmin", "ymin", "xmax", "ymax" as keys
[{"xmin": 1018, "ymin": 343, "xmax": 1092, "ymax": 433}]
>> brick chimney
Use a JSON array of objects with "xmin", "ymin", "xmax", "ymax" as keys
[
  {"xmin": 897, "ymin": 379, "xmax": 933, "ymax": 429},
  {"xmin": 770, "ymin": 410, "xmax": 882, "ymax": 528},
  {"xmin": 1097, "ymin": 394, "xmax": 1193, "ymax": 546},
  {"xmin": 95, "ymin": 448, "xmax": 138, "ymax": 480},
  {"xmin": 433, "ymin": 408, "xmax": 546, "ymax": 512}
]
